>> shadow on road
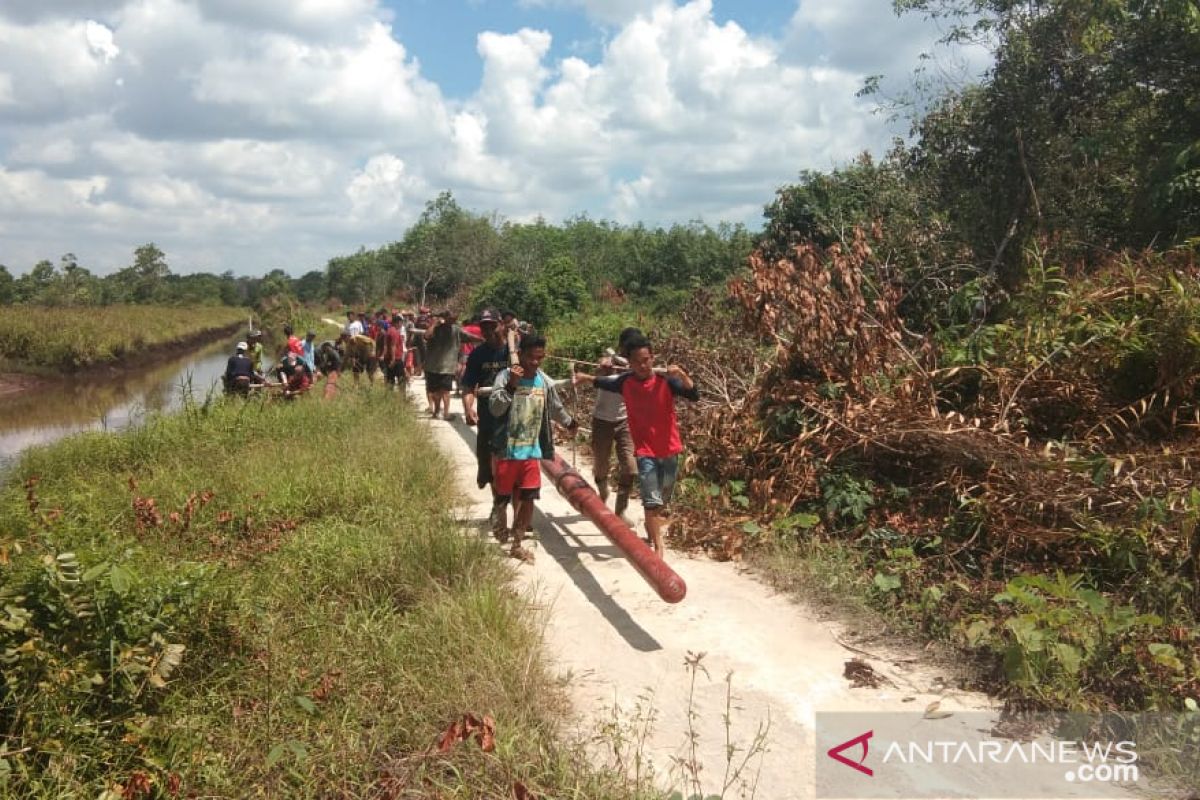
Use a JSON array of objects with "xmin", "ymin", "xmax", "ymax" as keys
[{"xmin": 444, "ymin": 414, "xmax": 662, "ymax": 653}]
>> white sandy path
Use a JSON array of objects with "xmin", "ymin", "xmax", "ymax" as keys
[{"xmin": 406, "ymin": 378, "xmax": 1143, "ymax": 800}]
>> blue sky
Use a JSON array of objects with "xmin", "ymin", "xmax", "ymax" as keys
[
  {"xmin": 0, "ymin": 0, "xmax": 988, "ymax": 276},
  {"xmin": 389, "ymin": 0, "xmax": 800, "ymax": 98}
]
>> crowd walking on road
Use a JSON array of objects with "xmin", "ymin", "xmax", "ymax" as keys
[{"xmin": 224, "ymin": 306, "xmax": 698, "ymax": 561}]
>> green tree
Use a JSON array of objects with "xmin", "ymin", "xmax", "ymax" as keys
[
  {"xmin": 15, "ymin": 260, "xmax": 58, "ymax": 303},
  {"xmin": 295, "ymin": 270, "xmax": 328, "ymax": 304},
  {"xmin": 534, "ymin": 255, "xmax": 587, "ymax": 319},
  {"xmin": 898, "ymin": 0, "xmax": 1200, "ymax": 281},
  {"xmin": 57, "ymin": 253, "xmax": 101, "ymax": 305},
  {"xmin": 254, "ymin": 269, "xmax": 296, "ymax": 306},
  {"xmin": 390, "ymin": 192, "xmax": 502, "ymax": 303},
  {"xmin": 470, "ymin": 270, "xmax": 553, "ymax": 329},
  {"xmin": 0, "ymin": 264, "xmax": 13, "ymax": 304},
  {"xmin": 327, "ymin": 250, "xmax": 389, "ymax": 306},
  {"xmin": 112, "ymin": 243, "xmax": 173, "ymax": 303}
]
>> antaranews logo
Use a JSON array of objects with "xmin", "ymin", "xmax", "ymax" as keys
[
  {"xmin": 816, "ymin": 711, "xmax": 1158, "ymax": 799},
  {"xmin": 827, "ymin": 730, "xmax": 874, "ymax": 777}
]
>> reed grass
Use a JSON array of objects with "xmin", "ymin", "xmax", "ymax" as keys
[{"xmin": 0, "ymin": 305, "xmax": 247, "ymax": 370}]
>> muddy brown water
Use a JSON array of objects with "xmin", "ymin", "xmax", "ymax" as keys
[{"xmin": 0, "ymin": 338, "xmax": 237, "ymax": 472}]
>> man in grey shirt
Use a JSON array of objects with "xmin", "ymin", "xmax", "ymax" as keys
[{"xmin": 423, "ymin": 310, "xmax": 481, "ymax": 419}]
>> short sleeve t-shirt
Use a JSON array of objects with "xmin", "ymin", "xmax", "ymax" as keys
[
  {"xmin": 463, "ymin": 343, "xmax": 509, "ymax": 391},
  {"xmin": 504, "ymin": 373, "xmax": 547, "ymax": 460},
  {"xmin": 385, "ymin": 326, "xmax": 405, "ymax": 360},
  {"xmin": 595, "ymin": 372, "xmax": 698, "ymax": 458},
  {"xmin": 425, "ymin": 324, "xmax": 463, "ymax": 375}
]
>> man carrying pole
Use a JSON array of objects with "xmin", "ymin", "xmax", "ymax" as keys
[
  {"xmin": 489, "ymin": 333, "xmax": 578, "ymax": 562},
  {"xmin": 461, "ymin": 309, "xmax": 510, "ymax": 536},
  {"xmin": 574, "ymin": 333, "xmax": 698, "ymax": 557}
]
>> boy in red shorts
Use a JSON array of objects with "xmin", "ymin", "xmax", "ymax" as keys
[{"xmin": 488, "ymin": 333, "xmax": 577, "ymax": 562}]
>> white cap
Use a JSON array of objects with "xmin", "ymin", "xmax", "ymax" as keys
[{"xmin": 236, "ymin": 341, "xmax": 248, "ymax": 351}]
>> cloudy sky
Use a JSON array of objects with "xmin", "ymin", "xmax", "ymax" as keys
[{"xmin": 0, "ymin": 0, "xmax": 986, "ymax": 277}]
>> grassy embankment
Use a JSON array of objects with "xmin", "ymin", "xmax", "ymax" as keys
[
  {"xmin": 0, "ymin": 305, "xmax": 248, "ymax": 372},
  {"xmin": 0, "ymin": 387, "xmax": 641, "ymax": 798}
]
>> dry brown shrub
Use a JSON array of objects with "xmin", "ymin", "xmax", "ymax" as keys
[{"xmin": 676, "ymin": 233, "xmax": 1200, "ymax": 572}]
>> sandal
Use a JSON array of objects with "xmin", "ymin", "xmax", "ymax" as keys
[
  {"xmin": 510, "ymin": 544, "xmax": 534, "ymax": 564},
  {"xmin": 494, "ymin": 527, "xmax": 511, "ymax": 544}
]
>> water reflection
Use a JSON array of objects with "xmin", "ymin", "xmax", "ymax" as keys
[{"xmin": 0, "ymin": 338, "xmax": 235, "ymax": 469}]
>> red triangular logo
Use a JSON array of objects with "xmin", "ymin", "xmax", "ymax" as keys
[{"xmin": 827, "ymin": 730, "xmax": 874, "ymax": 776}]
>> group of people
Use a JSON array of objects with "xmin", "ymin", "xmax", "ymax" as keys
[
  {"xmin": 223, "ymin": 306, "xmax": 698, "ymax": 563},
  {"xmin": 221, "ymin": 326, "xmax": 324, "ymax": 400},
  {"xmin": 460, "ymin": 313, "xmax": 697, "ymax": 562}
]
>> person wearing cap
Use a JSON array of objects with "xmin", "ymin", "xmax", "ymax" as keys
[
  {"xmin": 586, "ymin": 347, "xmax": 637, "ymax": 519},
  {"xmin": 224, "ymin": 341, "xmax": 260, "ymax": 396},
  {"xmin": 301, "ymin": 330, "xmax": 318, "ymax": 375},
  {"xmin": 461, "ymin": 309, "xmax": 511, "ymax": 535}
]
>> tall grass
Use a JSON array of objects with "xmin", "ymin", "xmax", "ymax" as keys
[
  {"xmin": 0, "ymin": 388, "xmax": 643, "ymax": 798},
  {"xmin": 0, "ymin": 305, "xmax": 247, "ymax": 370}
]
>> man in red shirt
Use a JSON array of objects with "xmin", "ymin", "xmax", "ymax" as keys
[
  {"xmin": 574, "ymin": 334, "xmax": 698, "ymax": 556},
  {"xmin": 384, "ymin": 313, "xmax": 407, "ymax": 389}
]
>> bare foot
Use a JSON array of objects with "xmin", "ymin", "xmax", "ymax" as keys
[{"xmin": 510, "ymin": 544, "xmax": 534, "ymax": 564}]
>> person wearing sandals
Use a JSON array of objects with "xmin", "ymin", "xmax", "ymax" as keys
[{"xmin": 488, "ymin": 332, "xmax": 578, "ymax": 562}]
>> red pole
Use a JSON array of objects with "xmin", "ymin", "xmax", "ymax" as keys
[{"xmin": 541, "ymin": 453, "xmax": 687, "ymax": 604}]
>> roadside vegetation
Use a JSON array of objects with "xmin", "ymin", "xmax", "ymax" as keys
[
  {"xmin": 0, "ymin": 305, "xmax": 247, "ymax": 371},
  {"xmin": 4, "ymin": 0, "xmax": 1196, "ymax": 735},
  {"xmin": 650, "ymin": 0, "xmax": 1200, "ymax": 715},
  {"xmin": 0, "ymin": 389, "xmax": 642, "ymax": 798}
]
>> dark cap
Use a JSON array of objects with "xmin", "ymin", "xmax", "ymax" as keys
[
  {"xmin": 478, "ymin": 309, "xmax": 499, "ymax": 323},
  {"xmin": 305, "ymin": 330, "xmax": 317, "ymax": 338}
]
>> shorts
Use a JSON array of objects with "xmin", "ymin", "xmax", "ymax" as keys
[
  {"xmin": 492, "ymin": 457, "xmax": 541, "ymax": 501},
  {"xmin": 426, "ymin": 372, "xmax": 454, "ymax": 392},
  {"xmin": 386, "ymin": 362, "xmax": 407, "ymax": 385},
  {"xmin": 637, "ymin": 455, "xmax": 679, "ymax": 509}
]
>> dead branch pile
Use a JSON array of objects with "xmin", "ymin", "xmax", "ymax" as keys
[{"xmin": 674, "ymin": 231, "xmax": 1200, "ymax": 578}]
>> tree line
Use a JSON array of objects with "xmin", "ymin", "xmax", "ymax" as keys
[
  {"xmin": 1, "ymin": 193, "xmax": 755, "ymax": 324},
  {"xmin": 320, "ymin": 192, "xmax": 756, "ymax": 327},
  {"xmin": 0, "ymin": 244, "xmax": 288, "ymax": 308},
  {"xmin": 762, "ymin": 0, "xmax": 1199, "ymax": 327}
]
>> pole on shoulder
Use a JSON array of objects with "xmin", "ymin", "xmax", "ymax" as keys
[{"xmin": 541, "ymin": 454, "xmax": 687, "ymax": 604}]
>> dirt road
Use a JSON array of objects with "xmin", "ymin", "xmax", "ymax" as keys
[{"xmin": 410, "ymin": 379, "xmax": 1143, "ymax": 799}]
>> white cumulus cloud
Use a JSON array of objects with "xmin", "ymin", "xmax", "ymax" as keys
[{"xmin": 0, "ymin": 0, "xmax": 983, "ymax": 276}]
